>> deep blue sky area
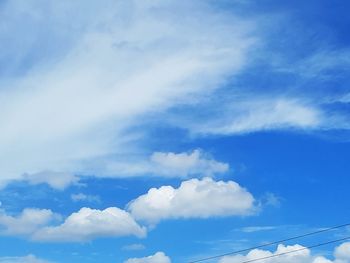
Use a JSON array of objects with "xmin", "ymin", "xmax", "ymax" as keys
[{"xmin": 0, "ymin": 1, "xmax": 349, "ymax": 263}]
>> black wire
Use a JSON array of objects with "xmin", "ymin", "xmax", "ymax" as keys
[{"xmin": 189, "ymin": 223, "xmax": 350, "ymax": 263}]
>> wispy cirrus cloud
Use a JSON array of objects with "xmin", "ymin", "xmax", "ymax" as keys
[
  {"xmin": 103, "ymin": 149, "xmax": 229, "ymax": 178},
  {"xmin": 190, "ymin": 98, "xmax": 322, "ymax": 135},
  {"xmin": 0, "ymin": 254, "xmax": 53, "ymax": 263},
  {"xmin": 239, "ymin": 226, "xmax": 277, "ymax": 233},
  {"xmin": 122, "ymin": 243, "xmax": 146, "ymax": 251},
  {"xmin": 70, "ymin": 193, "xmax": 100, "ymax": 203},
  {"xmin": 1, "ymin": 0, "xmax": 349, "ymax": 188},
  {"xmin": 0, "ymin": 0, "xmax": 256, "ymax": 185}
]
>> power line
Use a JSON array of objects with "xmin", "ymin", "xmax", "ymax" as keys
[
  {"xmin": 228, "ymin": 236, "xmax": 350, "ymax": 263},
  {"xmin": 189, "ymin": 222, "xmax": 350, "ymax": 263}
]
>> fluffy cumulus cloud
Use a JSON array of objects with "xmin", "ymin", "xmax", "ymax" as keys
[
  {"xmin": 128, "ymin": 177, "xmax": 256, "ymax": 223},
  {"xmin": 335, "ymin": 242, "xmax": 350, "ymax": 263},
  {"xmin": 0, "ymin": 208, "xmax": 57, "ymax": 236},
  {"xmin": 32, "ymin": 207, "xmax": 146, "ymax": 242},
  {"xmin": 218, "ymin": 242, "xmax": 350, "ymax": 263},
  {"xmin": 124, "ymin": 252, "xmax": 171, "ymax": 263},
  {"xmin": 0, "ymin": 255, "xmax": 52, "ymax": 263},
  {"xmin": 106, "ymin": 149, "xmax": 229, "ymax": 178},
  {"xmin": 0, "ymin": 0, "xmax": 255, "ymax": 185}
]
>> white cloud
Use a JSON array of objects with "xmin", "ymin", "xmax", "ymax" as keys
[
  {"xmin": 338, "ymin": 93, "xmax": 350, "ymax": 104},
  {"xmin": 279, "ymin": 49, "xmax": 350, "ymax": 79},
  {"xmin": 128, "ymin": 177, "xmax": 256, "ymax": 223},
  {"xmin": 1, "ymin": 0, "xmax": 349, "ymax": 186},
  {"xmin": 124, "ymin": 252, "xmax": 171, "ymax": 263},
  {"xmin": 70, "ymin": 193, "xmax": 100, "ymax": 203},
  {"xmin": 23, "ymin": 171, "xmax": 79, "ymax": 190},
  {"xmin": 106, "ymin": 149, "xmax": 229, "ymax": 178},
  {"xmin": 32, "ymin": 207, "xmax": 146, "ymax": 242},
  {"xmin": 0, "ymin": 0, "xmax": 255, "ymax": 184},
  {"xmin": 0, "ymin": 255, "xmax": 52, "ymax": 263},
  {"xmin": 335, "ymin": 242, "xmax": 350, "ymax": 263},
  {"xmin": 122, "ymin": 243, "xmax": 146, "ymax": 251},
  {"xmin": 240, "ymin": 226, "xmax": 277, "ymax": 233},
  {"xmin": 0, "ymin": 208, "xmax": 57, "ymax": 236},
  {"xmin": 261, "ymin": 192, "xmax": 282, "ymax": 208},
  {"xmin": 194, "ymin": 98, "xmax": 321, "ymax": 135},
  {"xmin": 218, "ymin": 242, "xmax": 350, "ymax": 263},
  {"xmin": 150, "ymin": 150, "xmax": 228, "ymax": 177}
]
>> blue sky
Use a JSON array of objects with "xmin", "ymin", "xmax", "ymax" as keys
[{"xmin": 0, "ymin": 1, "xmax": 350, "ymax": 263}]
